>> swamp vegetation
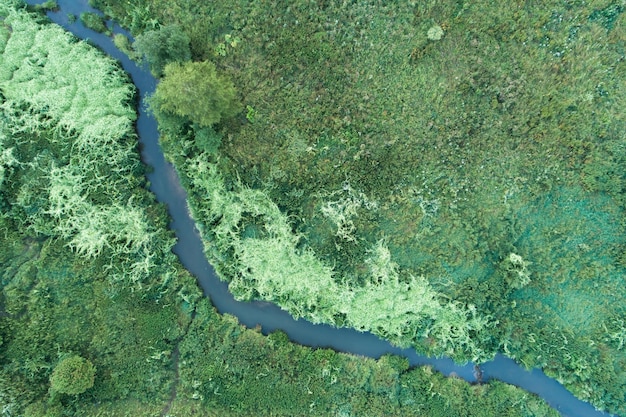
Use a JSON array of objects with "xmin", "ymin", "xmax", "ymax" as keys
[
  {"xmin": 0, "ymin": 1, "xmax": 565, "ymax": 415},
  {"xmin": 0, "ymin": 0, "xmax": 624, "ymax": 415},
  {"xmin": 87, "ymin": 0, "xmax": 625, "ymax": 414}
]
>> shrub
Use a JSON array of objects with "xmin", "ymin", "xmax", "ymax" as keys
[{"xmin": 50, "ymin": 356, "xmax": 96, "ymax": 395}]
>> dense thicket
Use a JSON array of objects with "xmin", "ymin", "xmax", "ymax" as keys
[
  {"xmin": 0, "ymin": 2, "xmax": 560, "ymax": 416},
  {"xmin": 0, "ymin": 0, "xmax": 165, "ymax": 284},
  {"xmin": 91, "ymin": 0, "xmax": 626, "ymax": 414}
]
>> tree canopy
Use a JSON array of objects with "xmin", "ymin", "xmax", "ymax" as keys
[
  {"xmin": 152, "ymin": 60, "xmax": 241, "ymax": 127},
  {"xmin": 132, "ymin": 24, "xmax": 191, "ymax": 77}
]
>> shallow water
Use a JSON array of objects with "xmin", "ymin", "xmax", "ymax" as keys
[{"xmin": 21, "ymin": 1, "xmax": 619, "ymax": 416}]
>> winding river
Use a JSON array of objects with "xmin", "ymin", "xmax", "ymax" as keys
[{"xmin": 22, "ymin": 1, "xmax": 619, "ymax": 416}]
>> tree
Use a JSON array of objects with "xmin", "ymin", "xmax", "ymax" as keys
[
  {"xmin": 152, "ymin": 60, "xmax": 241, "ymax": 127},
  {"xmin": 49, "ymin": 356, "xmax": 95, "ymax": 395},
  {"xmin": 133, "ymin": 25, "xmax": 191, "ymax": 77}
]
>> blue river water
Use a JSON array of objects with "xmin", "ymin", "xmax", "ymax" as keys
[{"xmin": 21, "ymin": 1, "xmax": 619, "ymax": 416}]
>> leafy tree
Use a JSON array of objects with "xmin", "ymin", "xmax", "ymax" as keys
[
  {"xmin": 49, "ymin": 356, "xmax": 95, "ymax": 395},
  {"xmin": 152, "ymin": 60, "xmax": 241, "ymax": 127},
  {"xmin": 133, "ymin": 25, "xmax": 191, "ymax": 77}
]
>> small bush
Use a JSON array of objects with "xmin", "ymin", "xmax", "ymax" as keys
[
  {"xmin": 113, "ymin": 33, "xmax": 139, "ymax": 60},
  {"xmin": 34, "ymin": 0, "xmax": 58, "ymax": 11},
  {"xmin": 50, "ymin": 356, "xmax": 96, "ymax": 395}
]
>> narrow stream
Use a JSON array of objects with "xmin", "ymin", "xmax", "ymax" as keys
[{"xmin": 22, "ymin": 1, "xmax": 619, "ymax": 416}]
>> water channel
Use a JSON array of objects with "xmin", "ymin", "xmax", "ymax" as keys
[{"xmin": 22, "ymin": 1, "xmax": 619, "ymax": 416}]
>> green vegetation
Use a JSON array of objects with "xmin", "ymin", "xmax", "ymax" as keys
[
  {"xmin": 0, "ymin": 2, "xmax": 560, "ymax": 416},
  {"xmin": 91, "ymin": 0, "xmax": 626, "ymax": 414},
  {"xmin": 132, "ymin": 24, "xmax": 190, "ymax": 77},
  {"xmin": 170, "ymin": 299, "xmax": 557, "ymax": 417},
  {"xmin": 0, "ymin": 3, "xmax": 183, "ymax": 414},
  {"xmin": 79, "ymin": 11, "xmax": 109, "ymax": 34},
  {"xmin": 50, "ymin": 356, "xmax": 96, "ymax": 395},
  {"xmin": 31, "ymin": 0, "xmax": 56, "ymax": 11},
  {"xmin": 157, "ymin": 143, "xmax": 493, "ymax": 360},
  {"xmin": 152, "ymin": 60, "xmax": 241, "ymax": 127},
  {"xmin": 112, "ymin": 33, "xmax": 138, "ymax": 60}
]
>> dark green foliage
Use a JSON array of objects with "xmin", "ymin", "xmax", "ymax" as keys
[
  {"xmin": 132, "ymin": 24, "xmax": 191, "ymax": 77},
  {"xmin": 91, "ymin": 0, "xmax": 230, "ymax": 58},
  {"xmin": 193, "ymin": 125, "xmax": 222, "ymax": 155},
  {"xmin": 50, "ymin": 356, "xmax": 96, "ymax": 395},
  {"xmin": 80, "ymin": 12, "xmax": 108, "ymax": 34},
  {"xmin": 23, "ymin": 401, "xmax": 63, "ymax": 417},
  {"xmin": 588, "ymin": 3, "xmax": 625, "ymax": 30},
  {"xmin": 0, "ymin": 234, "xmax": 192, "ymax": 414},
  {"xmin": 173, "ymin": 299, "xmax": 558, "ymax": 417},
  {"xmin": 152, "ymin": 60, "xmax": 241, "ymax": 127}
]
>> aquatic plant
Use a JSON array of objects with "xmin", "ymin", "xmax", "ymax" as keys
[
  {"xmin": 0, "ymin": 1, "xmax": 166, "ymax": 288},
  {"xmin": 80, "ymin": 11, "xmax": 108, "ymax": 34}
]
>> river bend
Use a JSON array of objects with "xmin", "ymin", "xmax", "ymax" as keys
[{"xmin": 22, "ymin": 1, "xmax": 619, "ymax": 416}]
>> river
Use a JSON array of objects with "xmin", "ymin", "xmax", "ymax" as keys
[{"xmin": 21, "ymin": 1, "xmax": 618, "ymax": 416}]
